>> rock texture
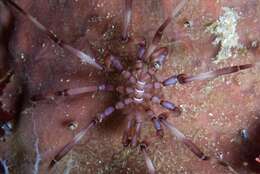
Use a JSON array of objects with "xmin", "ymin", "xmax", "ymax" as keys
[{"xmin": 0, "ymin": 0, "xmax": 260, "ymax": 173}]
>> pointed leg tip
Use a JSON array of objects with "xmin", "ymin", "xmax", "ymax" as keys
[
  {"xmin": 48, "ymin": 160, "xmax": 56, "ymax": 170},
  {"xmin": 172, "ymin": 107, "xmax": 182, "ymax": 117}
]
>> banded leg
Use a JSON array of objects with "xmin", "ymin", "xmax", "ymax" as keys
[
  {"xmin": 97, "ymin": 98, "xmax": 133, "ymax": 123},
  {"xmin": 159, "ymin": 115, "xmax": 208, "ymax": 160},
  {"xmin": 104, "ymin": 54, "xmax": 124, "ymax": 72},
  {"xmin": 131, "ymin": 112, "xmax": 142, "ymax": 147},
  {"xmin": 116, "ymin": 86, "xmax": 134, "ymax": 95},
  {"xmin": 4, "ymin": 0, "xmax": 102, "ymax": 69},
  {"xmin": 146, "ymin": 109, "xmax": 164, "ymax": 137},
  {"xmin": 121, "ymin": 70, "xmax": 136, "ymax": 84},
  {"xmin": 122, "ymin": 0, "xmax": 133, "ymax": 41},
  {"xmin": 152, "ymin": 0, "xmax": 188, "ymax": 46},
  {"xmin": 31, "ymin": 84, "xmax": 114, "ymax": 101},
  {"xmin": 141, "ymin": 147, "xmax": 155, "ymax": 174},
  {"xmin": 161, "ymin": 64, "xmax": 253, "ymax": 86},
  {"xmin": 140, "ymin": 47, "xmax": 169, "ymax": 80},
  {"xmin": 148, "ymin": 95, "xmax": 181, "ymax": 116},
  {"xmin": 122, "ymin": 113, "xmax": 142, "ymax": 147},
  {"xmin": 177, "ymin": 64, "xmax": 253, "ymax": 84},
  {"xmin": 49, "ymin": 121, "xmax": 95, "ymax": 169},
  {"xmin": 136, "ymin": 37, "xmax": 146, "ymax": 60},
  {"xmin": 149, "ymin": 47, "xmax": 168, "ymax": 70},
  {"xmin": 139, "ymin": 136, "xmax": 161, "ymax": 174},
  {"xmin": 49, "ymin": 98, "xmax": 133, "ymax": 169},
  {"xmin": 145, "ymin": 0, "xmax": 188, "ymax": 59},
  {"xmin": 96, "ymin": 102, "xmax": 125, "ymax": 126},
  {"xmin": 144, "ymin": 82, "xmax": 162, "ymax": 90},
  {"xmin": 122, "ymin": 116, "xmax": 134, "ymax": 147}
]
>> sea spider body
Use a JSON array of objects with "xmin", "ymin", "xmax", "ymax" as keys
[{"xmin": 0, "ymin": 0, "xmax": 259, "ymax": 173}]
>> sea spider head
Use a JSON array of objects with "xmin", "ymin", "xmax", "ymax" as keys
[{"xmin": 97, "ymin": 40, "xmax": 179, "ymax": 141}]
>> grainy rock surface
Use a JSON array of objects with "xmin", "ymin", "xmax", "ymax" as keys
[{"xmin": 0, "ymin": 0, "xmax": 260, "ymax": 173}]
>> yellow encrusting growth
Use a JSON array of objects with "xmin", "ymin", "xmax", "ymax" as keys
[{"xmin": 207, "ymin": 7, "xmax": 243, "ymax": 63}]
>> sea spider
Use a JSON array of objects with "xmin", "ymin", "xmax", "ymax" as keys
[{"xmin": 0, "ymin": 0, "xmax": 259, "ymax": 173}]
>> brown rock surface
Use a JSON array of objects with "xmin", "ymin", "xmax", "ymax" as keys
[{"xmin": 0, "ymin": 0, "xmax": 260, "ymax": 173}]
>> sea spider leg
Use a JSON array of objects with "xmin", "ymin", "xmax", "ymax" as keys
[
  {"xmin": 141, "ymin": 147, "xmax": 155, "ymax": 174},
  {"xmin": 136, "ymin": 37, "xmax": 146, "ymax": 60},
  {"xmin": 122, "ymin": 116, "xmax": 133, "ymax": 147},
  {"xmin": 146, "ymin": 95, "xmax": 181, "ymax": 116},
  {"xmin": 104, "ymin": 53, "xmax": 137, "ymax": 83},
  {"xmin": 32, "ymin": 83, "xmax": 135, "ymax": 102},
  {"xmin": 161, "ymin": 64, "xmax": 253, "ymax": 86},
  {"xmin": 144, "ymin": 16, "xmax": 170, "ymax": 60},
  {"xmin": 122, "ymin": 116, "xmax": 137, "ymax": 147},
  {"xmin": 146, "ymin": 109, "xmax": 164, "ymax": 137},
  {"xmin": 3, "ymin": 0, "xmax": 102, "ymax": 69},
  {"xmin": 31, "ymin": 84, "xmax": 115, "ymax": 101},
  {"xmin": 122, "ymin": 0, "xmax": 133, "ymax": 41},
  {"xmin": 48, "ymin": 121, "xmax": 95, "ymax": 169},
  {"xmin": 121, "ymin": 70, "xmax": 137, "ymax": 84},
  {"xmin": 177, "ymin": 64, "xmax": 253, "ymax": 84},
  {"xmin": 116, "ymin": 86, "xmax": 134, "ymax": 96},
  {"xmin": 133, "ymin": 45, "xmax": 169, "ymax": 90},
  {"xmin": 139, "ymin": 136, "xmax": 161, "ymax": 174},
  {"xmin": 149, "ymin": 47, "xmax": 168, "ymax": 71},
  {"xmin": 145, "ymin": 0, "xmax": 188, "ymax": 59},
  {"xmin": 137, "ymin": 47, "xmax": 169, "ymax": 87},
  {"xmin": 159, "ymin": 113, "xmax": 208, "ymax": 160},
  {"xmin": 49, "ymin": 98, "xmax": 133, "ymax": 169},
  {"xmin": 104, "ymin": 53, "xmax": 124, "ymax": 72},
  {"xmin": 131, "ymin": 112, "xmax": 142, "ymax": 147}
]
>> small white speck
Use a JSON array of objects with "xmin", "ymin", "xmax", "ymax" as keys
[
  {"xmin": 251, "ymin": 40, "xmax": 258, "ymax": 48},
  {"xmin": 68, "ymin": 122, "xmax": 78, "ymax": 131},
  {"xmin": 21, "ymin": 53, "xmax": 25, "ymax": 60}
]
